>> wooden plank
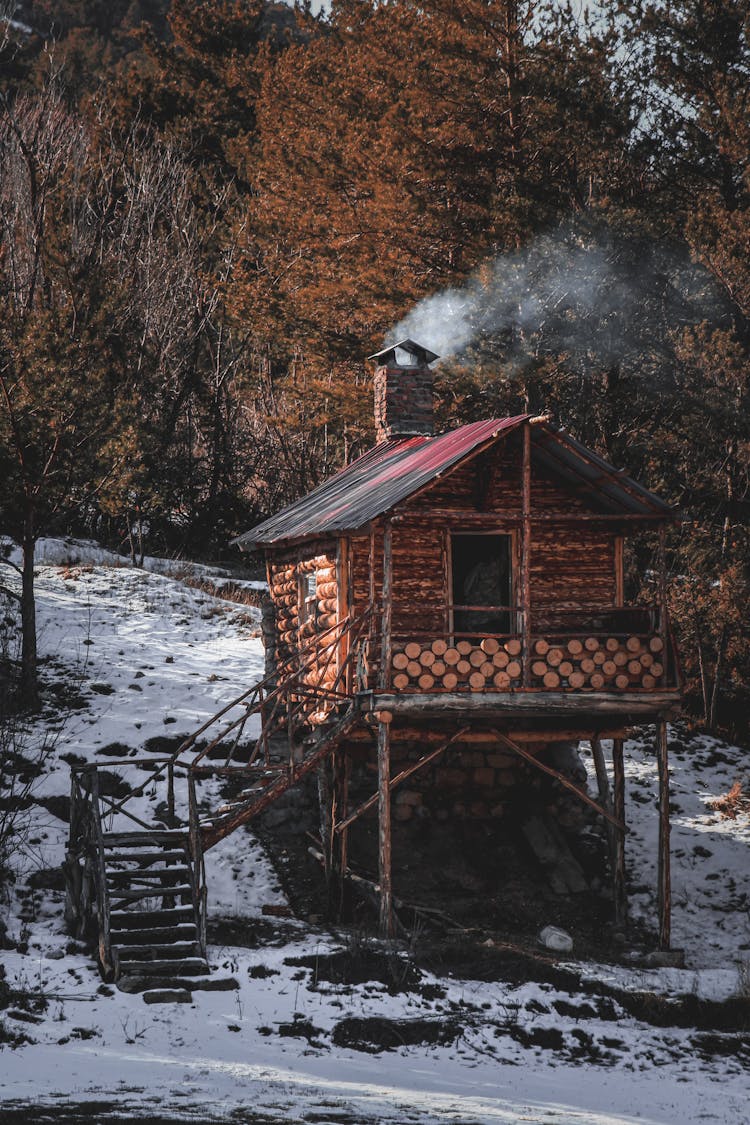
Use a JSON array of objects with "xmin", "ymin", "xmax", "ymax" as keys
[
  {"xmin": 612, "ymin": 737, "xmax": 627, "ymax": 929},
  {"xmin": 370, "ymin": 691, "xmax": 681, "ymax": 719},
  {"xmin": 335, "ymin": 727, "xmax": 470, "ymax": 834},
  {"xmin": 492, "ymin": 732, "xmax": 625, "ymax": 831},
  {"xmin": 521, "ymin": 422, "xmax": 532, "ymax": 687},
  {"xmin": 377, "ymin": 718, "xmax": 394, "ymax": 939},
  {"xmin": 656, "ymin": 720, "xmax": 671, "ymax": 949},
  {"xmin": 614, "ymin": 536, "xmax": 624, "ymax": 606}
]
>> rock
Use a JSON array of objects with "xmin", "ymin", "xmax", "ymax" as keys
[
  {"xmin": 32, "ymin": 797, "xmax": 71, "ymax": 826},
  {"xmin": 143, "ymin": 989, "xmax": 192, "ymax": 1005},
  {"xmin": 28, "ymin": 864, "xmax": 66, "ymax": 890},
  {"xmin": 539, "ymin": 925, "xmax": 574, "ymax": 954},
  {"xmin": 119, "ymin": 975, "xmax": 239, "ymax": 994},
  {"xmin": 46, "ymin": 947, "xmax": 65, "ymax": 960}
]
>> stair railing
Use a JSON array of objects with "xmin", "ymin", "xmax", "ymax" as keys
[
  {"xmin": 87, "ymin": 768, "xmax": 115, "ymax": 979},
  {"xmin": 187, "ymin": 772, "xmax": 208, "ymax": 959},
  {"xmin": 181, "ymin": 610, "xmax": 372, "ymax": 774}
]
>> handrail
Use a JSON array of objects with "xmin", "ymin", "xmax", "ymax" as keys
[{"xmin": 88, "ymin": 769, "xmax": 114, "ymax": 978}]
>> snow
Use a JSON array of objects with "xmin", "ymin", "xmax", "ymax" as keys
[{"xmin": 1, "ymin": 542, "xmax": 749, "ymax": 1123}]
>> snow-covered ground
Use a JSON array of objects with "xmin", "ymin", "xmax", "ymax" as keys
[{"xmin": 1, "ymin": 545, "xmax": 748, "ymax": 1124}]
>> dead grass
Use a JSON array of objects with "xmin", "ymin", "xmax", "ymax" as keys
[{"xmin": 709, "ymin": 780, "xmax": 750, "ymax": 819}]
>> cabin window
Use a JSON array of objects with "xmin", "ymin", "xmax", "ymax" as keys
[
  {"xmin": 451, "ymin": 534, "xmax": 513, "ymax": 636},
  {"xmin": 298, "ymin": 571, "xmax": 318, "ymax": 623}
]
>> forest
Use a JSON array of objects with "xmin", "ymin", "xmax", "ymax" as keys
[{"xmin": 0, "ymin": 0, "xmax": 748, "ymax": 733}]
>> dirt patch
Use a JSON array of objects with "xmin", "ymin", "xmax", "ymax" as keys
[
  {"xmin": 287, "ymin": 948, "xmax": 427, "ymax": 994},
  {"xmin": 332, "ymin": 1016, "xmax": 462, "ymax": 1053}
]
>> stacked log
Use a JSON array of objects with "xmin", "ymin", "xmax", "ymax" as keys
[
  {"xmin": 271, "ymin": 563, "xmax": 299, "ymax": 652},
  {"xmin": 529, "ymin": 635, "xmax": 664, "ymax": 691},
  {"xmin": 391, "ymin": 637, "xmax": 523, "ymax": 691}
]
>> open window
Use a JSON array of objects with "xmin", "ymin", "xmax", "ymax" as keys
[{"xmin": 450, "ymin": 533, "xmax": 513, "ymax": 636}]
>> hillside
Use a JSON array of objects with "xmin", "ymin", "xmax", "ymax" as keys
[{"xmin": 0, "ymin": 544, "xmax": 748, "ymax": 1123}]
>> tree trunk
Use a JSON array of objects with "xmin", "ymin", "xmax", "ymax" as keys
[{"xmin": 20, "ymin": 511, "xmax": 39, "ymax": 710}]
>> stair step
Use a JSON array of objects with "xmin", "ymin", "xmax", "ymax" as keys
[
  {"xmin": 107, "ymin": 866, "xmax": 190, "ymax": 886},
  {"xmin": 105, "ymin": 850, "xmax": 188, "ymax": 864},
  {"xmin": 109, "ymin": 884, "xmax": 194, "ymax": 901},
  {"xmin": 116, "ymin": 942, "xmax": 202, "ymax": 960},
  {"xmin": 110, "ymin": 924, "xmax": 198, "ymax": 945},
  {"xmin": 102, "ymin": 831, "xmax": 188, "ymax": 848},
  {"xmin": 117, "ymin": 957, "xmax": 209, "ymax": 977},
  {"xmin": 111, "ymin": 906, "xmax": 195, "ymax": 927}
]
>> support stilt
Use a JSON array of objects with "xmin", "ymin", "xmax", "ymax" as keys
[
  {"xmin": 656, "ymin": 720, "xmax": 671, "ymax": 949},
  {"xmin": 334, "ymin": 751, "xmax": 350, "ymax": 919},
  {"xmin": 612, "ymin": 737, "xmax": 627, "ymax": 930},
  {"xmin": 377, "ymin": 718, "xmax": 394, "ymax": 938},
  {"xmin": 375, "ymin": 518, "xmax": 395, "ymax": 938}
]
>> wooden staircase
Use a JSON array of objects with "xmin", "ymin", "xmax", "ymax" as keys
[
  {"xmin": 64, "ymin": 613, "xmax": 370, "ymax": 989},
  {"xmin": 102, "ymin": 830, "xmax": 209, "ymax": 985}
]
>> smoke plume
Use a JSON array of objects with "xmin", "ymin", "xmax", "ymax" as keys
[{"xmin": 386, "ymin": 223, "xmax": 723, "ymax": 374}]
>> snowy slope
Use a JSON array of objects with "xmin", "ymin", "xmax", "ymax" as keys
[{"xmin": 0, "ymin": 545, "xmax": 748, "ymax": 1124}]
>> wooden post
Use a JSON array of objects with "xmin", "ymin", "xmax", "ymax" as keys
[
  {"xmin": 377, "ymin": 519, "xmax": 394, "ymax": 937},
  {"xmin": 335, "ymin": 750, "xmax": 351, "ymax": 919},
  {"xmin": 614, "ymin": 536, "xmax": 624, "ymax": 607},
  {"xmin": 368, "ymin": 527, "xmax": 377, "ymax": 690},
  {"xmin": 380, "ymin": 520, "xmax": 393, "ymax": 692},
  {"xmin": 656, "ymin": 720, "xmax": 671, "ymax": 949},
  {"xmin": 377, "ymin": 718, "xmax": 394, "ymax": 938},
  {"xmin": 521, "ymin": 422, "xmax": 532, "ymax": 685},
  {"xmin": 317, "ymin": 762, "xmax": 333, "ymax": 884},
  {"xmin": 612, "ymin": 737, "xmax": 627, "ymax": 930},
  {"xmin": 591, "ymin": 736, "xmax": 614, "ymax": 855},
  {"xmin": 657, "ymin": 523, "xmax": 668, "ymax": 677}
]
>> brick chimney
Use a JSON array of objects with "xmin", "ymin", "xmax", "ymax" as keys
[{"xmin": 368, "ymin": 339, "xmax": 439, "ymax": 444}]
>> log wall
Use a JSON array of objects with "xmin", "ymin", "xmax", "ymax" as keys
[
  {"xmin": 268, "ymin": 547, "xmax": 339, "ymax": 677},
  {"xmin": 349, "ymin": 436, "xmax": 618, "ymax": 630}
]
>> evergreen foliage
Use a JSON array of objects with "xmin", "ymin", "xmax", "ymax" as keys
[{"xmin": 0, "ymin": 0, "xmax": 748, "ymax": 730}]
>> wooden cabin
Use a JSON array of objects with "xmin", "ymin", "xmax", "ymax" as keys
[{"xmin": 235, "ymin": 339, "xmax": 681, "ymax": 946}]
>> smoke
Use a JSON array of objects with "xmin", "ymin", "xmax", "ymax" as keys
[{"xmin": 386, "ymin": 223, "xmax": 723, "ymax": 373}]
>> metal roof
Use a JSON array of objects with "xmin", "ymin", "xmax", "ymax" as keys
[{"xmin": 234, "ymin": 417, "xmax": 673, "ymax": 549}]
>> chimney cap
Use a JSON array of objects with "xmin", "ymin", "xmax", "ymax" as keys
[{"xmin": 368, "ymin": 338, "xmax": 439, "ymax": 366}]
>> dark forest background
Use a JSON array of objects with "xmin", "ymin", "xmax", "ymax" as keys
[{"xmin": 0, "ymin": 1, "xmax": 748, "ymax": 733}]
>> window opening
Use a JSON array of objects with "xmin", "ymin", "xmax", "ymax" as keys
[
  {"xmin": 451, "ymin": 534, "xmax": 512, "ymax": 636},
  {"xmin": 299, "ymin": 570, "xmax": 318, "ymax": 624}
]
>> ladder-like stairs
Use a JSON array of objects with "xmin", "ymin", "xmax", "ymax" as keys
[
  {"xmin": 101, "ymin": 829, "xmax": 209, "ymax": 989},
  {"xmin": 67, "ymin": 613, "xmax": 371, "ymax": 994}
]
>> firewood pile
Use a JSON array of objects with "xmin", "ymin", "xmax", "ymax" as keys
[
  {"xmin": 391, "ymin": 637, "xmax": 523, "ymax": 691},
  {"xmin": 390, "ymin": 634, "xmax": 665, "ymax": 692},
  {"xmin": 530, "ymin": 635, "xmax": 664, "ymax": 691}
]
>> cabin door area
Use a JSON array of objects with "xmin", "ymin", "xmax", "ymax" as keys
[{"xmin": 450, "ymin": 534, "xmax": 513, "ymax": 637}]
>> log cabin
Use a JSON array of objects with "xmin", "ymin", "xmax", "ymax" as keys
[
  {"xmin": 233, "ymin": 339, "xmax": 682, "ymax": 946},
  {"xmin": 64, "ymin": 339, "xmax": 682, "ymax": 988}
]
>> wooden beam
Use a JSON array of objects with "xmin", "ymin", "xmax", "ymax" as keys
[
  {"xmin": 370, "ymin": 690, "xmax": 682, "ymax": 720},
  {"xmin": 377, "ymin": 719, "xmax": 394, "ymax": 938},
  {"xmin": 612, "ymin": 737, "xmax": 627, "ymax": 930},
  {"xmin": 335, "ymin": 727, "xmax": 470, "ymax": 834},
  {"xmin": 591, "ymin": 736, "xmax": 614, "ymax": 847},
  {"xmin": 658, "ymin": 523, "xmax": 668, "ymax": 679},
  {"xmin": 394, "ymin": 510, "xmax": 674, "ymax": 524},
  {"xmin": 377, "ymin": 520, "xmax": 394, "ymax": 938},
  {"xmin": 379, "ymin": 520, "xmax": 392, "ymax": 693},
  {"xmin": 656, "ymin": 720, "xmax": 671, "ymax": 949},
  {"xmin": 345, "ymin": 725, "xmax": 632, "ymax": 745},
  {"xmin": 491, "ymin": 732, "xmax": 625, "ymax": 831},
  {"xmin": 521, "ymin": 422, "xmax": 532, "ymax": 687},
  {"xmin": 614, "ymin": 536, "xmax": 624, "ymax": 607}
]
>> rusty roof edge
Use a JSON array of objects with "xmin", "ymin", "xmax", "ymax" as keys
[
  {"xmin": 536, "ymin": 423, "xmax": 676, "ymax": 516},
  {"xmin": 387, "ymin": 415, "xmax": 530, "ymax": 519}
]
